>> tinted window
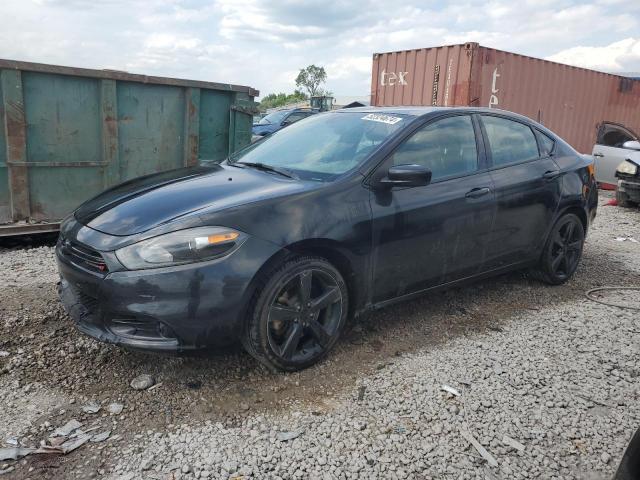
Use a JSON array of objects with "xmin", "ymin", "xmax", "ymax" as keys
[
  {"xmin": 258, "ymin": 110, "xmax": 288, "ymax": 125},
  {"xmin": 285, "ymin": 112, "xmax": 309, "ymax": 124},
  {"xmin": 482, "ymin": 116, "xmax": 539, "ymax": 166},
  {"xmin": 391, "ymin": 115, "xmax": 478, "ymax": 181},
  {"xmin": 537, "ymin": 131, "xmax": 555, "ymax": 156}
]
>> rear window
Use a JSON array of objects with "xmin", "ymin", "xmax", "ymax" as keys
[
  {"xmin": 537, "ymin": 131, "xmax": 555, "ymax": 156},
  {"xmin": 258, "ymin": 111, "xmax": 288, "ymax": 125},
  {"xmin": 482, "ymin": 116, "xmax": 539, "ymax": 167}
]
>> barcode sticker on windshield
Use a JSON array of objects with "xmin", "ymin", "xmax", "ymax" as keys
[{"xmin": 361, "ymin": 113, "xmax": 402, "ymax": 125}]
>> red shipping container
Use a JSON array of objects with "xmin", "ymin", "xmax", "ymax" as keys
[{"xmin": 371, "ymin": 42, "xmax": 640, "ymax": 154}]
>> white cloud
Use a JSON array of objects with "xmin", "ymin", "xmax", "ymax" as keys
[
  {"xmin": 144, "ymin": 34, "xmax": 202, "ymax": 50},
  {"xmin": 546, "ymin": 38, "xmax": 640, "ymax": 72},
  {"xmin": 0, "ymin": 0, "xmax": 639, "ymax": 97}
]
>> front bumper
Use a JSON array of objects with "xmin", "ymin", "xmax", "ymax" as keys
[
  {"xmin": 617, "ymin": 175, "xmax": 640, "ymax": 203},
  {"xmin": 56, "ymin": 230, "xmax": 281, "ymax": 353}
]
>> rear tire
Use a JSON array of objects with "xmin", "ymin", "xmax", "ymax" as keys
[
  {"xmin": 531, "ymin": 213, "xmax": 585, "ymax": 285},
  {"xmin": 242, "ymin": 256, "xmax": 348, "ymax": 372}
]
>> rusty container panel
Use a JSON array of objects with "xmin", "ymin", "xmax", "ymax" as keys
[
  {"xmin": 474, "ymin": 46, "xmax": 640, "ymax": 153},
  {"xmin": 0, "ymin": 59, "xmax": 258, "ymax": 236},
  {"xmin": 371, "ymin": 43, "xmax": 640, "ymax": 153},
  {"xmin": 371, "ymin": 43, "xmax": 474, "ymax": 107},
  {"xmin": 117, "ymin": 81, "xmax": 186, "ymax": 181}
]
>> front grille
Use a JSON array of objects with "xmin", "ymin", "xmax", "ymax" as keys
[
  {"xmin": 627, "ymin": 183, "xmax": 640, "ymax": 192},
  {"xmin": 618, "ymin": 172, "xmax": 639, "ymax": 182},
  {"xmin": 60, "ymin": 236, "xmax": 108, "ymax": 273},
  {"xmin": 108, "ymin": 317, "xmax": 176, "ymax": 341}
]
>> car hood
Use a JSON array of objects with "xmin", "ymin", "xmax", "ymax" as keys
[{"xmin": 74, "ymin": 163, "xmax": 306, "ymax": 236}]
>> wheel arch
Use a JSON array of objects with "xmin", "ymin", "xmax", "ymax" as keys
[
  {"xmin": 285, "ymin": 238, "xmax": 360, "ymax": 319},
  {"xmin": 557, "ymin": 204, "xmax": 589, "ymax": 234},
  {"xmin": 536, "ymin": 203, "xmax": 588, "ymax": 263},
  {"xmin": 239, "ymin": 238, "xmax": 361, "ymax": 329}
]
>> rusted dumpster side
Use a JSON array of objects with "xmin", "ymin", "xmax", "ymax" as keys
[{"xmin": 0, "ymin": 59, "xmax": 258, "ymax": 236}]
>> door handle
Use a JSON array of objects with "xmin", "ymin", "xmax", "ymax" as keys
[
  {"xmin": 465, "ymin": 187, "xmax": 491, "ymax": 198},
  {"xmin": 593, "ymin": 152, "xmax": 604, "ymax": 158},
  {"xmin": 542, "ymin": 170, "xmax": 561, "ymax": 180}
]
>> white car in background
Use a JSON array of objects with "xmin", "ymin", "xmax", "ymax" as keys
[{"xmin": 592, "ymin": 122, "xmax": 640, "ymax": 187}]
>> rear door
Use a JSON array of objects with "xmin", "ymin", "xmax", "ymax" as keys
[
  {"xmin": 592, "ymin": 122, "xmax": 639, "ymax": 186},
  {"xmin": 480, "ymin": 114, "xmax": 562, "ymax": 270}
]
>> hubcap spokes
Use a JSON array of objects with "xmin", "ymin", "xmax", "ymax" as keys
[
  {"xmin": 550, "ymin": 220, "xmax": 582, "ymax": 278},
  {"xmin": 268, "ymin": 269, "xmax": 342, "ymax": 361}
]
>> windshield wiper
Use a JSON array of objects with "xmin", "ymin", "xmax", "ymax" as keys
[{"xmin": 236, "ymin": 162, "xmax": 298, "ymax": 179}]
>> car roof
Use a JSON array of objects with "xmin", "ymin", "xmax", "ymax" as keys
[
  {"xmin": 338, "ymin": 106, "xmax": 537, "ymax": 123},
  {"xmin": 269, "ymin": 107, "xmax": 316, "ymax": 113}
]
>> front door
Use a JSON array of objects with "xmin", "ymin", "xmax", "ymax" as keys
[{"xmin": 370, "ymin": 114, "xmax": 496, "ymax": 303}]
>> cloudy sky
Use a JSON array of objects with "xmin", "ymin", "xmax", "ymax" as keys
[{"xmin": 0, "ymin": 0, "xmax": 638, "ymax": 98}]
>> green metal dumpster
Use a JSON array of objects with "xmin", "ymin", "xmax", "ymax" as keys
[{"xmin": 0, "ymin": 59, "xmax": 259, "ymax": 236}]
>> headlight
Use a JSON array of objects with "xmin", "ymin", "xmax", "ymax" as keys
[
  {"xmin": 617, "ymin": 160, "xmax": 638, "ymax": 175},
  {"xmin": 115, "ymin": 227, "xmax": 246, "ymax": 270}
]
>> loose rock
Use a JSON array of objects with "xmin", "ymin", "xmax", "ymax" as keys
[
  {"xmin": 130, "ymin": 374, "xmax": 155, "ymax": 391},
  {"xmin": 107, "ymin": 402, "xmax": 124, "ymax": 415}
]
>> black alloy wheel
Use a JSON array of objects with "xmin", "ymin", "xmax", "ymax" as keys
[
  {"xmin": 532, "ymin": 213, "xmax": 585, "ymax": 285},
  {"xmin": 243, "ymin": 256, "xmax": 348, "ymax": 372}
]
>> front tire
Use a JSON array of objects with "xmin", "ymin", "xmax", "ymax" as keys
[
  {"xmin": 243, "ymin": 256, "xmax": 348, "ymax": 372},
  {"xmin": 531, "ymin": 213, "xmax": 585, "ymax": 285}
]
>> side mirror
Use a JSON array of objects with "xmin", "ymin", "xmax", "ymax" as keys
[
  {"xmin": 379, "ymin": 164, "xmax": 432, "ymax": 188},
  {"xmin": 623, "ymin": 140, "xmax": 640, "ymax": 151}
]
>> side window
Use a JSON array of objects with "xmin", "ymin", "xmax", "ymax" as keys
[
  {"xmin": 482, "ymin": 116, "xmax": 539, "ymax": 167},
  {"xmin": 284, "ymin": 112, "xmax": 307, "ymax": 124},
  {"xmin": 537, "ymin": 131, "xmax": 555, "ymax": 156},
  {"xmin": 597, "ymin": 123, "xmax": 635, "ymax": 148},
  {"xmin": 391, "ymin": 115, "xmax": 478, "ymax": 181}
]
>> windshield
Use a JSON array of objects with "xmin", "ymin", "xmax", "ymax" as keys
[
  {"xmin": 258, "ymin": 110, "xmax": 288, "ymax": 125},
  {"xmin": 231, "ymin": 112, "xmax": 411, "ymax": 180}
]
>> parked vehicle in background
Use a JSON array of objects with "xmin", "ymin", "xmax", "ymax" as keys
[
  {"xmin": 614, "ymin": 141, "xmax": 640, "ymax": 207},
  {"xmin": 0, "ymin": 59, "xmax": 258, "ymax": 237},
  {"xmin": 57, "ymin": 106, "xmax": 597, "ymax": 372},
  {"xmin": 251, "ymin": 108, "xmax": 317, "ymax": 139},
  {"xmin": 310, "ymin": 95, "xmax": 334, "ymax": 112},
  {"xmin": 370, "ymin": 42, "xmax": 640, "ymax": 155},
  {"xmin": 592, "ymin": 123, "xmax": 640, "ymax": 187}
]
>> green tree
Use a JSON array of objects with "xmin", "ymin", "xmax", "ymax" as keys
[
  {"xmin": 258, "ymin": 90, "xmax": 308, "ymax": 111},
  {"xmin": 295, "ymin": 65, "xmax": 327, "ymax": 98}
]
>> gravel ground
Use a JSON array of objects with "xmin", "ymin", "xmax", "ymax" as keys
[{"xmin": 0, "ymin": 192, "xmax": 639, "ymax": 479}]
